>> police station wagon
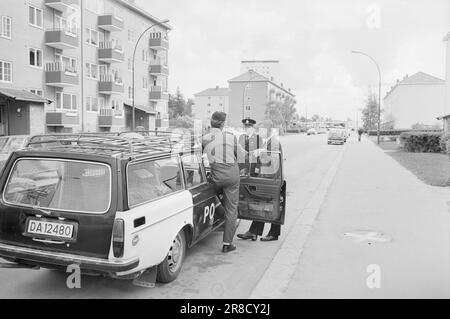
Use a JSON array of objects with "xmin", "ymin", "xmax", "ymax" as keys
[{"xmin": 0, "ymin": 132, "xmax": 286, "ymax": 284}]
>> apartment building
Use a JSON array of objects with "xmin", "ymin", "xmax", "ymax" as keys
[
  {"xmin": 440, "ymin": 32, "xmax": 450, "ymax": 132},
  {"xmin": 193, "ymin": 86, "xmax": 230, "ymax": 127},
  {"xmin": 227, "ymin": 70, "xmax": 295, "ymax": 128},
  {"xmin": 0, "ymin": 0, "xmax": 170, "ymax": 136},
  {"xmin": 383, "ymin": 72, "xmax": 446, "ymax": 129},
  {"xmin": 240, "ymin": 60, "xmax": 280, "ymax": 83}
]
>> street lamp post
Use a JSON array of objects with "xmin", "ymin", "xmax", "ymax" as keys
[
  {"xmin": 351, "ymin": 50, "xmax": 382, "ymax": 144},
  {"xmin": 241, "ymin": 72, "xmax": 260, "ymax": 126},
  {"xmin": 132, "ymin": 19, "xmax": 170, "ymax": 131}
]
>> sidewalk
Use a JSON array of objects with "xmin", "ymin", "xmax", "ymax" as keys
[{"xmin": 282, "ymin": 137, "xmax": 450, "ymax": 298}]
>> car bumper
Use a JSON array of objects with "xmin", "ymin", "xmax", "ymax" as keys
[{"xmin": 0, "ymin": 242, "xmax": 139, "ymax": 273}]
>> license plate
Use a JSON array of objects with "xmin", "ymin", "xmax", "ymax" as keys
[{"xmin": 25, "ymin": 219, "xmax": 75, "ymax": 241}]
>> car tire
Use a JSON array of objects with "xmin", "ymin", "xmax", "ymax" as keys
[{"xmin": 157, "ymin": 231, "xmax": 187, "ymax": 283}]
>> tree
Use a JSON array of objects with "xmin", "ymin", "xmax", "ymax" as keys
[
  {"xmin": 168, "ymin": 87, "xmax": 186, "ymax": 119},
  {"xmin": 311, "ymin": 114, "xmax": 321, "ymax": 122},
  {"xmin": 361, "ymin": 93, "xmax": 381, "ymax": 131},
  {"xmin": 264, "ymin": 98, "xmax": 298, "ymax": 133},
  {"xmin": 169, "ymin": 115, "xmax": 194, "ymax": 129},
  {"xmin": 185, "ymin": 98, "xmax": 194, "ymax": 117}
]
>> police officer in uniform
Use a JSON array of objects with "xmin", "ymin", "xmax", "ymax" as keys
[
  {"xmin": 202, "ymin": 112, "xmax": 247, "ymax": 253},
  {"xmin": 237, "ymin": 130, "xmax": 282, "ymax": 242},
  {"xmin": 238, "ymin": 118, "xmax": 263, "ymax": 176}
]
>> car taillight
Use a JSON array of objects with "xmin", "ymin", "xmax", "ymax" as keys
[{"xmin": 112, "ymin": 219, "xmax": 124, "ymax": 258}]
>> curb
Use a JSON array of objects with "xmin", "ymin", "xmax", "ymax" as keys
[{"xmin": 249, "ymin": 144, "xmax": 347, "ymax": 299}]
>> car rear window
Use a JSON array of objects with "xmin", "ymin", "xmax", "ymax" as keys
[
  {"xmin": 3, "ymin": 159, "xmax": 111, "ymax": 214},
  {"xmin": 127, "ymin": 157, "xmax": 184, "ymax": 207}
]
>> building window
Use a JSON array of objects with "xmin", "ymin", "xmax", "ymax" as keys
[
  {"xmin": 56, "ymin": 92, "xmax": 77, "ymax": 111},
  {"xmin": 112, "ymin": 100, "xmax": 123, "ymax": 116},
  {"xmin": 55, "ymin": 15, "xmax": 77, "ymax": 35},
  {"xmin": 85, "ymin": 28, "xmax": 99, "ymax": 46},
  {"xmin": 86, "ymin": 97, "xmax": 99, "ymax": 112},
  {"xmin": 29, "ymin": 89, "xmax": 43, "ymax": 96},
  {"xmin": 128, "ymin": 29, "xmax": 136, "ymax": 42},
  {"xmin": 29, "ymin": 48, "xmax": 42, "ymax": 68},
  {"xmin": 127, "ymin": 58, "xmax": 133, "ymax": 71},
  {"xmin": 0, "ymin": 60, "xmax": 12, "ymax": 83},
  {"xmin": 1, "ymin": 16, "xmax": 12, "ymax": 39},
  {"xmin": 128, "ymin": 86, "xmax": 133, "ymax": 100},
  {"xmin": 246, "ymin": 106, "xmax": 251, "ymax": 111},
  {"xmin": 142, "ymin": 77, "xmax": 148, "ymax": 89},
  {"xmin": 28, "ymin": 5, "xmax": 43, "ymax": 28},
  {"xmin": 85, "ymin": 63, "xmax": 99, "ymax": 80}
]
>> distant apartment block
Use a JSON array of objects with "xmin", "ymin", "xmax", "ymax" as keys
[
  {"xmin": 439, "ymin": 32, "xmax": 450, "ymax": 132},
  {"xmin": 0, "ymin": 0, "xmax": 170, "ymax": 135},
  {"xmin": 193, "ymin": 86, "xmax": 229, "ymax": 127},
  {"xmin": 240, "ymin": 60, "xmax": 280, "ymax": 83},
  {"xmin": 227, "ymin": 70, "xmax": 295, "ymax": 128},
  {"xmin": 383, "ymin": 72, "xmax": 446, "ymax": 129}
]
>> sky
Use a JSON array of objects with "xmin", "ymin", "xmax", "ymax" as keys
[{"xmin": 137, "ymin": 0, "xmax": 450, "ymax": 121}]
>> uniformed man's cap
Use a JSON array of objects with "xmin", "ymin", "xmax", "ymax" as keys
[{"xmin": 242, "ymin": 118, "xmax": 256, "ymax": 126}]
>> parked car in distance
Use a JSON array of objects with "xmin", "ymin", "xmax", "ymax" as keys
[
  {"xmin": 327, "ymin": 129, "xmax": 346, "ymax": 145},
  {"xmin": 307, "ymin": 128, "xmax": 318, "ymax": 136}
]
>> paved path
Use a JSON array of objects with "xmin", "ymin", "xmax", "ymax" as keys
[
  {"xmin": 282, "ymin": 137, "xmax": 450, "ymax": 299},
  {"xmin": 0, "ymin": 133, "xmax": 343, "ymax": 299}
]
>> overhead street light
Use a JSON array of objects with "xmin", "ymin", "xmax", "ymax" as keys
[
  {"xmin": 351, "ymin": 50, "xmax": 382, "ymax": 144},
  {"xmin": 132, "ymin": 19, "xmax": 170, "ymax": 131}
]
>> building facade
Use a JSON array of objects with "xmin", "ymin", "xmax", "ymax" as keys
[
  {"xmin": 193, "ymin": 86, "xmax": 229, "ymax": 127},
  {"xmin": 441, "ymin": 32, "xmax": 450, "ymax": 132},
  {"xmin": 240, "ymin": 60, "xmax": 280, "ymax": 83},
  {"xmin": 383, "ymin": 72, "xmax": 446, "ymax": 129},
  {"xmin": 227, "ymin": 70, "xmax": 295, "ymax": 128},
  {"xmin": 0, "ymin": 0, "xmax": 170, "ymax": 135}
]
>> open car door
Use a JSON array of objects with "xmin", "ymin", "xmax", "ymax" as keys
[{"xmin": 238, "ymin": 150, "xmax": 286, "ymax": 225}]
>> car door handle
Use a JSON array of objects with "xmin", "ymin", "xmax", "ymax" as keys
[{"xmin": 249, "ymin": 186, "xmax": 257, "ymax": 192}]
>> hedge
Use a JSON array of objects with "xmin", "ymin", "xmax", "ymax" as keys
[
  {"xmin": 440, "ymin": 133, "xmax": 450, "ymax": 154},
  {"xmin": 368, "ymin": 129, "xmax": 442, "ymax": 137},
  {"xmin": 399, "ymin": 132, "xmax": 443, "ymax": 153}
]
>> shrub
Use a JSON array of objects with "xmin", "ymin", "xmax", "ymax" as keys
[
  {"xmin": 399, "ymin": 132, "xmax": 443, "ymax": 153},
  {"xmin": 368, "ymin": 129, "xmax": 442, "ymax": 137},
  {"xmin": 440, "ymin": 133, "xmax": 450, "ymax": 154}
]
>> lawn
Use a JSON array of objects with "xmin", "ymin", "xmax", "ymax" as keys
[{"xmin": 377, "ymin": 141, "xmax": 450, "ymax": 187}]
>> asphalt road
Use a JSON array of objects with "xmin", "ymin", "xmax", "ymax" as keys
[{"xmin": 0, "ymin": 133, "xmax": 343, "ymax": 299}]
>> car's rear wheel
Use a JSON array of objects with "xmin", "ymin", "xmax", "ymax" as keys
[{"xmin": 157, "ymin": 231, "xmax": 186, "ymax": 283}]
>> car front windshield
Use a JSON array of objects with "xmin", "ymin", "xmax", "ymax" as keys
[{"xmin": 3, "ymin": 159, "xmax": 111, "ymax": 213}]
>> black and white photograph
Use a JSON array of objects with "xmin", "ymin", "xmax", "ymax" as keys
[{"xmin": 0, "ymin": 0, "xmax": 449, "ymax": 307}]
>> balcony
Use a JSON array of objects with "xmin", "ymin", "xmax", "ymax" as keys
[
  {"xmin": 149, "ymin": 37, "xmax": 169, "ymax": 51},
  {"xmin": 149, "ymin": 60, "xmax": 169, "ymax": 76},
  {"xmin": 98, "ymin": 108, "xmax": 124, "ymax": 127},
  {"xmin": 98, "ymin": 42, "xmax": 124, "ymax": 63},
  {"xmin": 149, "ymin": 86, "xmax": 169, "ymax": 101},
  {"xmin": 45, "ymin": 0, "xmax": 78, "ymax": 11},
  {"xmin": 98, "ymin": 14, "xmax": 124, "ymax": 32},
  {"xmin": 45, "ymin": 28, "xmax": 78, "ymax": 50},
  {"xmin": 46, "ymin": 111, "xmax": 79, "ymax": 127},
  {"xmin": 98, "ymin": 74, "xmax": 124, "ymax": 95},
  {"xmin": 45, "ymin": 62, "xmax": 79, "ymax": 87}
]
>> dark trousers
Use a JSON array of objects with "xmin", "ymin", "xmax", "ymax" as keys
[
  {"xmin": 249, "ymin": 221, "xmax": 281, "ymax": 237},
  {"xmin": 211, "ymin": 163, "xmax": 240, "ymax": 244}
]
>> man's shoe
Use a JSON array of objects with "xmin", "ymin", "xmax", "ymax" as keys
[
  {"xmin": 237, "ymin": 232, "xmax": 257, "ymax": 241},
  {"xmin": 222, "ymin": 244, "xmax": 237, "ymax": 253},
  {"xmin": 260, "ymin": 236, "xmax": 279, "ymax": 242}
]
